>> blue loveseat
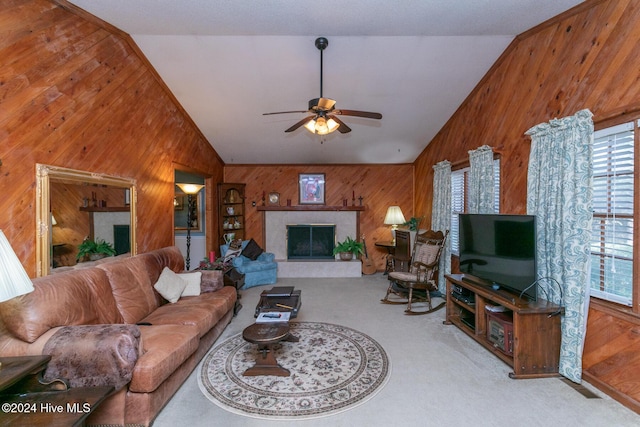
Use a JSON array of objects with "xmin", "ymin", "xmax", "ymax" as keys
[{"xmin": 220, "ymin": 240, "xmax": 278, "ymax": 289}]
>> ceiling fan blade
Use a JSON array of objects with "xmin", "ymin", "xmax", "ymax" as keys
[
  {"xmin": 334, "ymin": 109, "xmax": 382, "ymax": 119},
  {"xmin": 329, "ymin": 115, "xmax": 351, "ymax": 134},
  {"xmin": 285, "ymin": 116, "xmax": 315, "ymax": 133},
  {"xmin": 263, "ymin": 110, "xmax": 309, "ymax": 116}
]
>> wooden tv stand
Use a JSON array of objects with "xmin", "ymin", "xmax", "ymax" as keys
[{"xmin": 444, "ymin": 274, "xmax": 562, "ymax": 379}]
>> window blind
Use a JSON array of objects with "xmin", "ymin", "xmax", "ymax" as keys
[{"xmin": 590, "ymin": 121, "xmax": 635, "ymax": 306}]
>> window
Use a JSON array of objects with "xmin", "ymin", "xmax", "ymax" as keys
[
  {"xmin": 590, "ymin": 121, "xmax": 635, "ymax": 306},
  {"xmin": 450, "ymin": 159, "xmax": 500, "ymax": 254}
]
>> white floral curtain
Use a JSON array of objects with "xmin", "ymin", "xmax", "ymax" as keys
[
  {"xmin": 526, "ymin": 109, "xmax": 593, "ymax": 383},
  {"xmin": 431, "ymin": 160, "xmax": 451, "ymax": 293},
  {"xmin": 468, "ymin": 145, "xmax": 495, "ymax": 214}
]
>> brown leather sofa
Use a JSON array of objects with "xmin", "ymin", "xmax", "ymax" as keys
[{"xmin": 0, "ymin": 246, "xmax": 237, "ymax": 426}]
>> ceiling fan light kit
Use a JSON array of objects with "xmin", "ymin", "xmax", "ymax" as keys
[{"xmin": 264, "ymin": 37, "xmax": 382, "ymax": 137}]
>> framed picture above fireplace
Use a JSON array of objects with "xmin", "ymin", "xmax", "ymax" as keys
[{"xmin": 299, "ymin": 173, "xmax": 325, "ymax": 205}]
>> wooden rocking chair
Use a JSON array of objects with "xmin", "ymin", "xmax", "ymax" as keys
[{"xmin": 381, "ymin": 229, "xmax": 448, "ymax": 315}]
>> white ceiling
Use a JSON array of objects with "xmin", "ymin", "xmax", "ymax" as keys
[{"xmin": 68, "ymin": 0, "xmax": 583, "ymax": 164}]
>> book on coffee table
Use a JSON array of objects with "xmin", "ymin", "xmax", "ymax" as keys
[
  {"xmin": 264, "ymin": 286, "xmax": 294, "ymax": 297},
  {"xmin": 256, "ymin": 311, "xmax": 291, "ymax": 323}
]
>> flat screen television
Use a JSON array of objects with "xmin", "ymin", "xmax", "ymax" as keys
[{"xmin": 458, "ymin": 214, "xmax": 537, "ymax": 301}]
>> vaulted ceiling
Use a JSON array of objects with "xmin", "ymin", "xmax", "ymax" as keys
[{"xmin": 68, "ymin": 0, "xmax": 584, "ymax": 164}]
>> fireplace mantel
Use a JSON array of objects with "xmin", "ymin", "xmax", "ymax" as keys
[{"xmin": 257, "ymin": 206, "xmax": 364, "ymax": 212}]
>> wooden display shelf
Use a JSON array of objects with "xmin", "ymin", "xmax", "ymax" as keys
[{"xmin": 445, "ymin": 273, "xmax": 563, "ymax": 379}]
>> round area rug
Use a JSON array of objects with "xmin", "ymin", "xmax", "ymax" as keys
[{"xmin": 198, "ymin": 321, "xmax": 391, "ymax": 420}]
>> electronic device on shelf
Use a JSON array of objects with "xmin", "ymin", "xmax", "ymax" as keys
[
  {"xmin": 486, "ymin": 311, "xmax": 514, "ymax": 355},
  {"xmin": 451, "ymin": 284, "xmax": 475, "ymax": 304},
  {"xmin": 458, "ymin": 213, "xmax": 537, "ymax": 301}
]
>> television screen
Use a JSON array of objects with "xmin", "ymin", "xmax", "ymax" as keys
[{"xmin": 458, "ymin": 214, "xmax": 537, "ymax": 301}]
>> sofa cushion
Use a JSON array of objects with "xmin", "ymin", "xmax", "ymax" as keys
[
  {"xmin": 42, "ymin": 324, "xmax": 140, "ymax": 390},
  {"xmin": 140, "ymin": 287, "xmax": 237, "ymax": 337},
  {"xmin": 0, "ymin": 268, "xmax": 121, "ymax": 343},
  {"xmin": 98, "ymin": 256, "xmax": 161, "ymax": 324},
  {"xmin": 178, "ymin": 271, "xmax": 202, "ymax": 297},
  {"xmin": 128, "ymin": 324, "xmax": 200, "ymax": 393},
  {"xmin": 153, "ymin": 267, "xmax": 188, "ymax": 303}
]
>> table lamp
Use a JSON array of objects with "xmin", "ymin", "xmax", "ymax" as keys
[
  {"xmin": 384, "ymin": 206, "xmax": 406, "ymax": 244},
  {"xmin": 176, "ymin": 183, "xmax": 204, "ymax": 270},
  {"xmin": 0, "ymin": 230, "xmax": 35, "ymax": 370}
]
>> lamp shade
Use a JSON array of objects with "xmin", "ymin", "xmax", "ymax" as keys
[
  {"xmin": 384, "ymin": 206, "xmax": 406, "ymax": 226},
  {"xmin": 0, "ymin": 230, "xmax": 34, "ymax": 303},
  {"xmin": 176, "ymin": 183, "xmax": 204, "ymax": 195},
  {"xmin": 304, "ymin": 116, "xmax": 340, "ymax": 135}
]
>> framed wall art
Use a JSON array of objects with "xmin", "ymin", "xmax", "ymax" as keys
[{"xmin": 299, "ymin": 173, "xmax": 325, "ymax": 205}]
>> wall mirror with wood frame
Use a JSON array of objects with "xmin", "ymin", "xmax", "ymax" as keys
[{"xmin": 35, "ymin": 164, "xmax": 137, "ymax": 277}]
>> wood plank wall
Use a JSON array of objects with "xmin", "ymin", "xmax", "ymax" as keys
[
  {"xmin": 224, "ymin": 164, "xmax": 414, "ymax": 272},
  {"xmin": 413, "ymin": 0, "xmax": 640, "ymax": 413},
  {"xmin": 0, "ymin": 0, "xmax": 224, "ymax": 276}
]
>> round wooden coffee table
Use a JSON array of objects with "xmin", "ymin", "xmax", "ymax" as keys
[{"xmin": 242, "ymin": 322, "xmax": 299, "ymax": 376}]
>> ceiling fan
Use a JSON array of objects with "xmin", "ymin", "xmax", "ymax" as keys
[{"xmin": 263, "ymin": 37, "xmax": 382, "ymax": 135}]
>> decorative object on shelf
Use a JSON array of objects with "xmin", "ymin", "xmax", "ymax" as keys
[
  {"xmin": 176, "ymin": 183, "xmax": 204, "ymax": 270},
  {"xmin": 333, "ymin": 236, "xmax": 364, "ymax": 261},
  {"xmin": 224, "ymin": 233, "xmax": 236, "ymax": 244},
  {"xmin": 299, "ymin": 173, "xmax": 325, "ymax": 205},
  {"xmin": 384, "ymin": 206, "xmax": 406, "ymax": 244},
  {"xmin": 218, "ymin": 184, "xmax": 245, "ymax": 245},
  {"xmin": 268, "ymin": 192, "xmax": 280, "ymax": 206},
  {"xmin": 0, "ymin": 230, "xmax": 35, "ymax": 303},
  {"xmin": 76, "ymin": 238, "xmax": 116, "ymax": 262}
]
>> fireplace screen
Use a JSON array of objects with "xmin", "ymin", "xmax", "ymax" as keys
[{"xmin": 287, "ymin": 225, "xmax": 335, "ymax": 259}]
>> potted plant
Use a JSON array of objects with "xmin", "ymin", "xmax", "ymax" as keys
[
  {"xmin": 76, "ymin": 238, "xmax": 116, "ymax": 262},
  {"xmin": 333, "ymin": 236, "xmax": 365, "ymax": 261},
  {"xmin": 402, "ymin": 216, "xmax": 424, "ymax": 231}
]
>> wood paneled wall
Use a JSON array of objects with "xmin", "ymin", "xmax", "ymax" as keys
[
  {"xmin": 224, "ymin": 164, "xmax": 414, "ymax": 271},
  {"xmin": 413, "ymin": 0, "xmax": 640, "ymax": 413},
  {"xmin": 0, "ymin": 0, "xmax": 224, "ymax": 276}
]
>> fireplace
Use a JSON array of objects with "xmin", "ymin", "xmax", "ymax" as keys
[{"xmin": 287, "ymin": 225, "xmax": 335, "ymax": 260}]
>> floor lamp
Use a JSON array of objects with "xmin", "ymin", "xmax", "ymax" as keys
[{"xmin": 176, "ymin": 183, "xmax": 204, "ymax": 270}]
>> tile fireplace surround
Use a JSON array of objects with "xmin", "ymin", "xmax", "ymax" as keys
[{"xmin": 259, "ymin": 206, "xmax": 363, "ymax": 278}]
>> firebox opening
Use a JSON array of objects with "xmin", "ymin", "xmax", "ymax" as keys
[{"xmin": 287, "ymin": 224, "xmax": 335, "ymax": 260}]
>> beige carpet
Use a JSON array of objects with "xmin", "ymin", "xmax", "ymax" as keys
[{"xmin": 155, "ymin": 274, "xmax": 640, "ymax": 426}]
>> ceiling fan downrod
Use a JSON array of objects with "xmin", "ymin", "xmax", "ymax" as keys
[{"xmin": 315, "ymin": 37, "xmax": 329, "ymax": 98}]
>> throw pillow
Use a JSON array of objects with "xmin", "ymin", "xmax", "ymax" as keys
[
  {"xmin": 241, "ymin": 238, "xmax": 264, "ymax": 260},
  {"xmin": 178, "ymin": 271, "xmax": 202, "ymax": 297},
  {"xmin": 153, "ymin": 267, "xmax": 188, "ymax": 303}
]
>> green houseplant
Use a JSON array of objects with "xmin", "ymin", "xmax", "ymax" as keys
[
  {"xmin": 333, "ymin": 236, "xmax": 365, "ymax": 261},
  {"xmin": 402, "ymin": 216, "xmax": 424, "ymax": 231},
  {"xmin": 76, "ymin": 238, "xmax": 116, "ymax": 262}
]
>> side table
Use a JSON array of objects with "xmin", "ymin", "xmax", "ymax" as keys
[
  {"xmin": 375, "ymin": 241, "xmax": 396, "ymax": 274},
  {"xmin": 242, "ymin": 323, "xmax": 299, "ymax": 376},
  {"xmin": 223, "ymin": 266, "xmax": 244, "ymax": 315},
  {"xmin": 0, "ymin": 355, "xmax": 113, "ymax": 426}
]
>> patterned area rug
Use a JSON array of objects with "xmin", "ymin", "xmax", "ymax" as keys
[{"xmin": 198, "ymin": 321, "xmax": 391, "ymax": 420}]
